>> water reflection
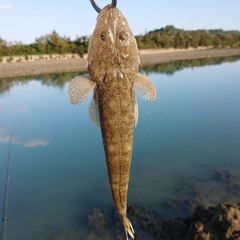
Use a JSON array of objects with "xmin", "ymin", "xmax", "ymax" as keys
[
  {"xmin": 1, "ymin": 56, "xmax": 239, "ymax": 95},
  {"xmin": 0, "ymin": 126, "xmax": 48, "ymax": 148},
  {"xmin": 14, "ymin": 104, "xmax": 28, "ymax": 113},
  {"xmin": 140, "ymin": 56, "xmax": 240, "ymax": 75},
  {"xmin": 0, "ymin": 71, "xmax": 86, "ymax": 94},
  {"xmin": 0, "ymin": 56, "xmax": 240, "ymax": 240}
]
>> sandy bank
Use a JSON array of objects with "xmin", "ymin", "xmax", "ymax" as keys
[{"xmin": 0, "ymin": 48, "xmax": 240, "ymax": 79}]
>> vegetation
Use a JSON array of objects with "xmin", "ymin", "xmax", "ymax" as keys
[
  {"xmin": 0, "ymin": 26, "xmax": 240, "ymax": 57},
  {"xmin": 0, "ymin": 31, "xmax": 90, "ymax": 57},
  {"xmin": 136, "ymin": 25, "xmax": 240, "ymax": 49}
]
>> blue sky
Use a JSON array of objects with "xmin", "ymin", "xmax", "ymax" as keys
[{"xmin": 1, "ymin": 0, "xmax": 240, "ymax": 44}]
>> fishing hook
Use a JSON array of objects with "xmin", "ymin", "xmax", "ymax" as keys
[{"xmin": 90, "ymin": 0, "xmax": 117, "ymax": 13}]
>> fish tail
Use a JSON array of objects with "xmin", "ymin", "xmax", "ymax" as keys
[{"xmin": 124, "ymin": 218, "xmax": 134, "ymax": 239}]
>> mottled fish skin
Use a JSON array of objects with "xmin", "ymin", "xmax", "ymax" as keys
[
  {"xmin": 68, "ymin": 4, "xmax": 157, "ymax": 240},
  {"xmin": 88, "ymin": 5, "xmax": 137, "ymax": 236}
]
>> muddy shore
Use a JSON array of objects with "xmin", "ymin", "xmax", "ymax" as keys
[{"xmin": 0, "ymin": 48, "xmax": 240, "ymax": 79}]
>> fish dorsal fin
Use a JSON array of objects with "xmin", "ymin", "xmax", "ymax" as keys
[
  {"xmin": 88, "ymin": 92, "xmax": 101, "ymax": 129},
  {"xmin": 68, "ymin": 74, "xmax": 96, "ymax": 105},
  {"xmin": 134, "ymin": 73, "xmax": 157, "ymax": 102},
  {"xmin": 134, "ymin": 97, "xmax": 138, "ymax": 127}
]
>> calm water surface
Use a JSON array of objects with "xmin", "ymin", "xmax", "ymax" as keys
[{"xmin": 0, "ymin": 58, "xmax": 240, "ymax": 239}]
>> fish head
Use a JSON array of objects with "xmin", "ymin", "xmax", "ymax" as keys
[{"xmin": 87, "ymin": 4, "xmax": 140, "ymax": 83}]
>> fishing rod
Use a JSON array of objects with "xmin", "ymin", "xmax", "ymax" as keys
[
  {"xmin": 0, "ymin": 133, "xmax": 12, "ymax": 240},
  {"xmin": 0, "ymin": 142, "xmax": 7, "ymax": 156}
]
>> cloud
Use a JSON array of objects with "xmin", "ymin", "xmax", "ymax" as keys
[
  {"xmin": 14, "ymin": 104, "xmax": 28, "ymax": 113},
  {"xmin": 0, "ymin": 4, "xmax": 13, "ymax": 10},
  {"xmin": 0, "ymin": 126, "xmax": 49, "ymax": 148},
  {"xmin": 17, "ymin": 138, "xmax": 49, "ymax": 148}
]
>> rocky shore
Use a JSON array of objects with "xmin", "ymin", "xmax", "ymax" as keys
[
  {"xmin": 50, "ymin": 169, "xmax": 240, "ymax": 240},
  {"xmin": 82, "ymin": 169, "xmax": 240, "ymax": 240},
  {"xmin": 0, "ymin": 48, "xmax": 240, "ymax": 79},
  {"xmin": 85, "ymin": 203, "xmax": 240, "ymax": 240}
]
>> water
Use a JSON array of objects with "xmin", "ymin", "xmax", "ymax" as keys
[{"xmin": 0, "ymin": 57, "xmax": 240, "ymax": 239}]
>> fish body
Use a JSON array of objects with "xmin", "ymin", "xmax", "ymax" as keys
[{"xmin": 68, "ymin": 4, "xmax": 156, "ymax": 239}]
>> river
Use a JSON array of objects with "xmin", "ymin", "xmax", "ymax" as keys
[{"xmin": 0, "ymin": 56, "xmax": 240, "ymax": 239}]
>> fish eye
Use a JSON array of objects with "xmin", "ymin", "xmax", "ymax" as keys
[
  {"xmin": 100, "ymin": 31, "xmax": 106, "ymax": 41},
  {"xmin": 119, "ymin": 31, "xmax": 128, "ymax": 41}
]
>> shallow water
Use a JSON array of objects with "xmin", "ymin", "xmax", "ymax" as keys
[{"xmin": 0, "ymin": 57, "xmax": 240, "ymax": 239}]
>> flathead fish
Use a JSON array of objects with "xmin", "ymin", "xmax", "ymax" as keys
[{"xmin": 68, "ymin": 4, "xmax": 157, "ymax": 239}]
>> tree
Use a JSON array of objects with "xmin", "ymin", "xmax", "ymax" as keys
[
  {"xmin": 0, "ymin": 37, "xmax": 8, "ymax": 55},
  {"xmin": 190, "ymin": 32, "xmax": 201, "ymax": 48},
  {"xmin": 174, "ymin": 32, "xmax": 185, "ymax": 48},
  {"xmin": 135, "ymin": 35, "xmax": 144, "ymax": 49},
  {"xmin": 35, "ymin": 36, "xmax": 47, "ymax": 53},
  {"xmin": 199, "ymin": 33, "xmax": 213, "ymax": 47}
]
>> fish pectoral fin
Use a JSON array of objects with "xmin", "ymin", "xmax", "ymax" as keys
[
  {"xmin": 134, "ymin": 97, "xmax": 138, "ymax": 127},
  {"xmin": 68, "ymin": 74, "xmax": 96, "ymax": 105},
  {"xmin": 124, "ymin": 218, "xmax": 134, "ymax": 239},
  {"xmin": 88, "ymin": 93, "xmax": 100, "ymax": 129},
  {"xmin": 134, "ymin": 73, "xmax": 157, "ymax": 102}
]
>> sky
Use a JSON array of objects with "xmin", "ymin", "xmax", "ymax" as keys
[{"xmin": 0, "ymin": 0, "xmax": 240, "ymax": 44}]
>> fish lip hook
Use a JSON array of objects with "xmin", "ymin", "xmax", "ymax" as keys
[{"xmin": 90, "ymin": 0, "xmax": 117, "ymax": 13}]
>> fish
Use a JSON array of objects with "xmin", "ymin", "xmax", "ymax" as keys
[{"xmin": 68, "ymin": 4, "xmax": 157, "ymax": 239}]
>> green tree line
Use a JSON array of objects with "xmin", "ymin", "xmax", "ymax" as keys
[
  {"xmin": 1, "ymin": 26, "xmax": 240, "ymax": 57},
  {"xmin": 136, "ymin": 25, "xmax": 240, "ymax": 49},
  {"xmin": 0, "ymin": 31, "xmax": 89, "ymax": 57}
]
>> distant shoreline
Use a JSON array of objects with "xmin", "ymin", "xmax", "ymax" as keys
[{"xmin": 1, "ymin": 47, "xmax": 240, "ymax": 79}]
